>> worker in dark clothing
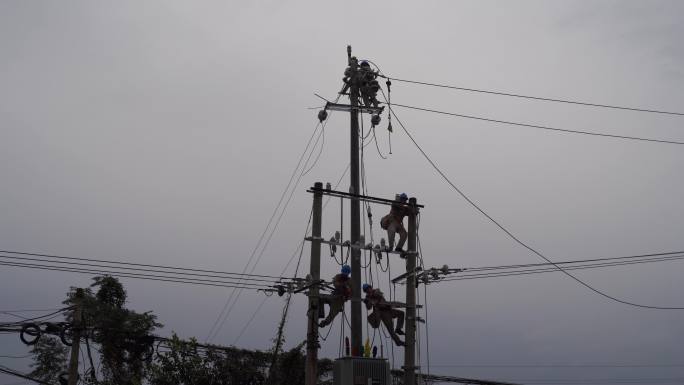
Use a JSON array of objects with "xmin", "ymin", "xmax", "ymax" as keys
[
  {"xmin": 380, "ymin": 193, "xmax": 409, "ymax": 252},
  {"xmin": 363, "ymin": 283, "xmax": 405, "ymax": 346},
  {"xmin": 319, "ymin": 265, "xmax": 352, "ymax": 328}
]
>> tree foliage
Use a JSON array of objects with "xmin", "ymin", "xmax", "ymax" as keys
[
  {"xmin": 29, "ymin": 276, "xmax": 333, "ymax": 385},
  {"xmin": 147, "ymin": 336, "xmax": 332, "ymax": 385},
  {"xmin": 61, "ymin": 276, "xmax": 161, "ymax": 385},
  {"xmin": 29, "ymin": 335, "xmax": 68, "ymax": 384}
]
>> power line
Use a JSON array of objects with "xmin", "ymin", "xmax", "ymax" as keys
[
  {"xmin": 381, "ymin": 75, "xmax": 684, "ymax": 117},
  {"xmin": 204, "ymin": 118, "xmax": 325, "ymax": 342},
  {"xmin": 0, "ymin": 309, "xmax": 63, "ymax": 313},
  {"xmin": 0, "ymin": 250, "xmax": 284, "ymax": 280},
  {"xmin": 459, "ymin": 251, "xmax": 684, "ymax": 272},
  {"xmin": 0, "ymin": 257, "xmax": 277, "ymax": 289},
  {"xmin": 432, "ymin": 251, "xmax": 684, "ymax": 282},
  {"xmin": 387, "ymin": 105, "xmax": 684, "ymax": 310},
  {"xmin": 391, "ymin": 102, "xmax": 684, "ymax": 145},
  {"xmin": 206, "ymin": 110, "xmax": 338, "ymax": 342},
  {"xmin": 0, "ymin": 254, "xmax": 284, "ymax": 285},
  {"xmin": 438, "ymin": 255, "xmax": 684, "ymax": 282},
  {"xmin": 0, "ymin": 308, "xmax": 71, "ymax": 326},
  {"xmin": 0, "ymin": 261, "xmax": 274, "ymax": 292},
  {"xmin": 232, "ymin": 295, "xmax": 270, "ymax": 345},
  {"xmin": 236, "ymin": 163, "xmax": 351, "ymax": 349},
  {"xmin": 0, "ymin": 365, "xmax": 51, "ymax": 385},
  {"xmin": 438, "ymin": 256, "xmax": 684, "ymax": 282}
]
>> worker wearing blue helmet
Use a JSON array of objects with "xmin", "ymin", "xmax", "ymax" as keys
[
  {"xmin": 363, "ymin": 283, "xmax": 405, "ymax": 346},
  {"xmin": 319, "ymin": 265, "xmax": 352, "ymax": 328},
  {"xmin": 380, "ymin": 193, "xmax": 410, "ymax": 252}
]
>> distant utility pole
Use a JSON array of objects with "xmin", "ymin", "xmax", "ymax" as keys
[
  {"xmin": 305, "ymin": 182, "xmax": 323, "ymax": 385},
  {"xmin": 67, "ymin": 288, "xmax": 84, "ymax": 385}
]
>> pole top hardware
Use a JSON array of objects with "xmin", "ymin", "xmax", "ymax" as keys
[
  {"xmin": 324, "ymin": 101, "xmax": 384, "ymax": 115},
  {"xmin": 308, "ymin": 186, "xmax": 425, "ymax": 209}
]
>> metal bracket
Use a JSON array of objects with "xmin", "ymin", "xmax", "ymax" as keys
[
  {"xmin": 325, "ymin": 102, "xmax": 384, "ymax": 115},
  {"xmin": 391, "ymin": 267, "xmax": 424, "ymax": 284}
]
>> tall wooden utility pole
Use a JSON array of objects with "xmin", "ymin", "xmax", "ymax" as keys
[
  {"xmin": 404, "ymin": 198, "xmax": 419, "ymax": 385},
  {"xmin": 347, "ymin": 45, "xmax": 363, "ymax": 357},
  {"xmin": 305, "ymin": 182, "xmax": 323, "ymax": 385},
  {"xmin": 67, "ymin": 288, "xmax": 84, "ymax": 385}
]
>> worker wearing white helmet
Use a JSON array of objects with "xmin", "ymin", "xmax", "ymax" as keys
[{"xmin": 380, "ymin": 193, "xmax": 409, "ymax": 253}]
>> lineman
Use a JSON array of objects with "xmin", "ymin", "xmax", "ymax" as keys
[
  {"xmin": 319, "ymin": 265, "xmax": 352, "ymax": 328},
  {"xmin": 363, "ymin": 283, "xmax": 405, "ymax": 346},
  {"xmin": 380, "ymin": 193, "xmax": 409, "ymax": 252}
]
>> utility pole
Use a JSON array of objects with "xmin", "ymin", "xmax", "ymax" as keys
[
  {"xmin": 67, "ymin": 288, "xmax": 84, "ymax": 385},
  {"xmin": 347, "ymin": 45, "xmax": 363, "ymax": 357},
  {"xmin": 404, "ymin": 198, "xmax": 419, "ymax": 385},
  {"xmin": 305, "ymin": 182, "xmax": 323, "ymax": 385}
]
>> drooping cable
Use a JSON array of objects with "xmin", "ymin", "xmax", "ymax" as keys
[
  {"xmin": 302, "ymin": 113, "xmax": 333, "ymax": 176},
  {"xmin": 203, "ymin": 118, "xmax": 325, "ymax": 342},
  {"xmin": 242, "ymin": 164, "xmax": 351, "ymax": 355},
  {"xmin": 387, "ymin": 104, "xmax": 684, "ymax": 310},
  {"xmin": 206, "ymin": 112, "xmax": 339, "ymax": 342},
  {"xmin": 372, "ymin": 127, "xmax": 387, "ymax": 159}
]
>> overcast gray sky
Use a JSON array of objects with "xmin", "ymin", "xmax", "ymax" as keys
[{"xmin": 2, "ymin": 1, "xmax": 684, "ymax": 384}]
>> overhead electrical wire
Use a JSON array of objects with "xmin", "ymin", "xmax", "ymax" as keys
[
  {"xmin": 233, "ymin": 210, "xmax": 312, "ymax": 347},
  {"xmin": 0, "ymin": 365, "xmax": 51, "ymax": 385},
  {"xmin": 386, "ymin": 104, "xmax": 684, "ymax": 310},
  {"xmin": 0, "ymin": 308, "xmax": 71, "ymax": 326},
  {"xmin": 235, "ymin": 162, "xmax": 351, "ymax": 348},
  {"xmin": 232, "ymin": 295, "xmax": 270, "ymax": 345},
  {"xmin": 302, "ymin": 122, "xmax": 327, "ymax": 176},
  {"xmin": 205, "ymin": 128, "xmax": 327, "ymax": 341},
  {"xmin": 380, "ymin": 75, "xmax": 684, "ymax": 117},
  {"xmin": 390, "ymin": 102, "xmax": 684, "ymax": 145},
  {"xmin": 0, "ymin": 308, "xmax": 63, "ymax": 313},
  {"xmin": 0, "ymin": 261, "xmax": 275, "ymax": 292},
  {"xmin": 437, "ymin": 254, "xmax": 684, "ymax": 282},
  {"xmin": 0, "ymin": 254, "xmax": 284, "ymax": 284},
  {"xmin": 0, "ymin": 354, "xmax": 31, "ymax": 359},
  {"xmin": 0, "ymin": 250, "xmax": 284, "ymax": 280},
  {"xmin": 204, "ymin": 118, "xmax": 327, "ymax": 342},
  {"xmin": 0, "ymin": 258, "xmax": 276, "ymax": 288},
  {"xmin": 457, "ymin": 251, "xmax": 684, "ymax": 273},
  {"xmin": 206, "ymin": 102, "xmax": 341, "ymax": 342}
]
